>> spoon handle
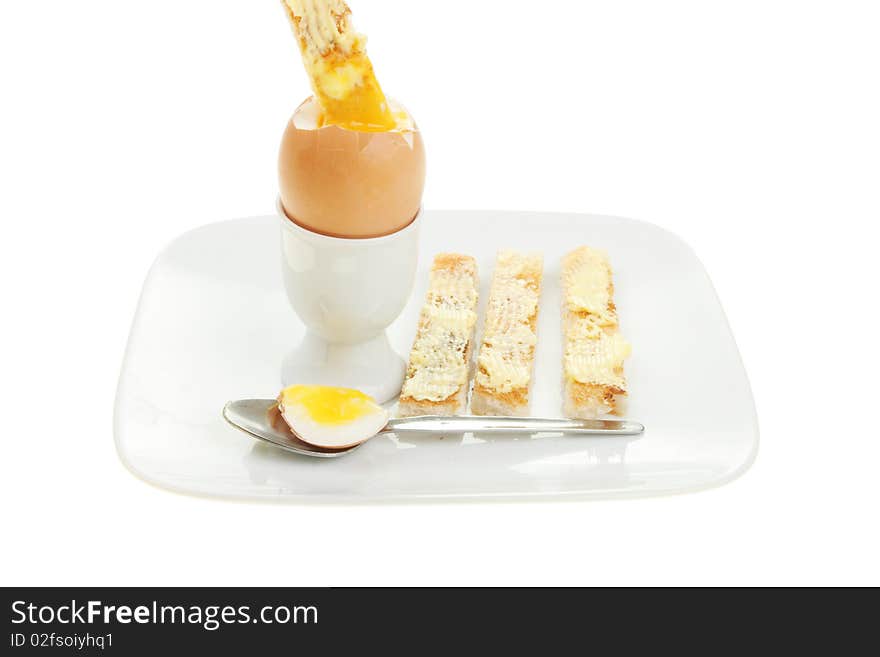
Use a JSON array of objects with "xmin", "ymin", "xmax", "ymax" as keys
[{"xmin": 384, "ymin": 415, "xmax": 644, "ymax": 436}]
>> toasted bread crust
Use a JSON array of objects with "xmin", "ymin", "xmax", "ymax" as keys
[
  {"xmin": 471, "ymin": 251, "xmax": 543, "ymax": 416},
  {"xmin": 563, "ymin": 380, "xmax": 625, "ymax": 418},
  {"xmin": 399, "ymin": 342, "xmax": 473, "ymax": 417},
  {"xmin": 470, "ymin": 385, "xmax": 529, "ymax": 416},
  {"xmin": 398, "ymin": 254, "xmax": 478, "ymax": 417},
  {"xmin": 432, "ymin": 253, "xmax": 476, "ymax": 272},
  {"xmin": 398, "ymin": 393, "xmax": 465, "ymax": 417},
  {"xmin": 561, "ymin": 247, "xmax": 631, "ymax": 419}
]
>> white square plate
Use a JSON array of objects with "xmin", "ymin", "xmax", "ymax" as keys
[{"xmin": 114, "ymin": 211, "xmax": 758, "ymax": 502}]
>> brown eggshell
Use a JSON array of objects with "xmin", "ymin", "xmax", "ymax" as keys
[{"xmin": 279, "ymin": 98, "xmax": 426, "ymax": 238}]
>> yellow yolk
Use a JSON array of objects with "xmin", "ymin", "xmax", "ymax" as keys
[
  {"xmin": 311, "ymin": 55, "xmax": 396, "ymax": 131},
  {"xmin": 282, "ymin": 0, "xmax": 396, "ymax": 132},
  {"xmin": 279, "ymin": 384, "xmax": 379, "ymax": 425}
]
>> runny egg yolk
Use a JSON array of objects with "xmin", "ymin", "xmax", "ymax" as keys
[
  {"xmin": 282, "ymin": 0, "xmax": 397, "ymax": 132},
  {"xmin": 310, "ymin": 56, "xmax": 397, "ymax": 132},
  {"xmin": 279, "ymin": 384, "xmax": 379, "ymax": 425}
]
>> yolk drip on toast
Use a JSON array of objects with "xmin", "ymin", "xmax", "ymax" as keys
[{"xmin": 282, "ymin": 0, "xmax": 396, "ymax": 132}]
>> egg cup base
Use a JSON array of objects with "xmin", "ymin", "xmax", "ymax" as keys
[{"xmin": 281, "ymin": 331, "xmax": 405, "ymax": 404}]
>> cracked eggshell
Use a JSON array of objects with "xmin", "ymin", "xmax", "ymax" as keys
[{"xmin": 278, "ymin": 97, "xmax": 426, "ymax": 238}]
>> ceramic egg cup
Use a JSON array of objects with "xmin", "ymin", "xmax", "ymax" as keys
[{"xmin": 278, "ymin": 200, "xmax": 420, "ymax": 403}]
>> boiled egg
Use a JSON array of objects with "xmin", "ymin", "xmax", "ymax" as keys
[
  {"xmin": 278, "ymin": 97, "xmax": 425, "ymax": 238},
  {"xmin": 277, "ymin": 384, "xmax": 389, "ymax": 449}
]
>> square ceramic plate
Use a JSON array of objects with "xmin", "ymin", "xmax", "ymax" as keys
[{"xmin": 114, "ymin": 211, "xmax": 758, "ymax": 502}]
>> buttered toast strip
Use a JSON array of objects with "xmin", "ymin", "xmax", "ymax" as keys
[
  {"xmin": 281, "ymin": 0, "xmax": 396, "ymax": 130},
  {"xmin": 471, "ymin": 251, "xmax": 544, "ymax": 416},
  {"xmin": 398, "ymin": 254, "xmax": 479, "ymax": 417},
  {"xmin": 562, "ymin": 247, "xmax": 632, "ymax": 418}
]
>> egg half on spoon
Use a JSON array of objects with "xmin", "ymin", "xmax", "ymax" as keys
[{"xmin": 277, "ymin": 384, "xmax": 389, "ymax": 449}]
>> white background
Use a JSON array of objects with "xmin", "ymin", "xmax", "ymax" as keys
[{"xmin": 2, "ymin": 1, "xmax": 878, "ymax": 586}]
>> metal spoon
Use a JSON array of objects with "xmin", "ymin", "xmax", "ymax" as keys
[{"xmin": 223, "ymin": 399, "xmax": 645, "ymax": 458}]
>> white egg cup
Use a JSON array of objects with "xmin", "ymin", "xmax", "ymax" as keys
[{"xmin": 278, "ymin": 200, "xmax": 420, "ymax": 403}]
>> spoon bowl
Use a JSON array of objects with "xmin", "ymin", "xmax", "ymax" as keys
[{"xmin": 223, "ymin": 399, "xmax": 360, "ymax": 458}]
